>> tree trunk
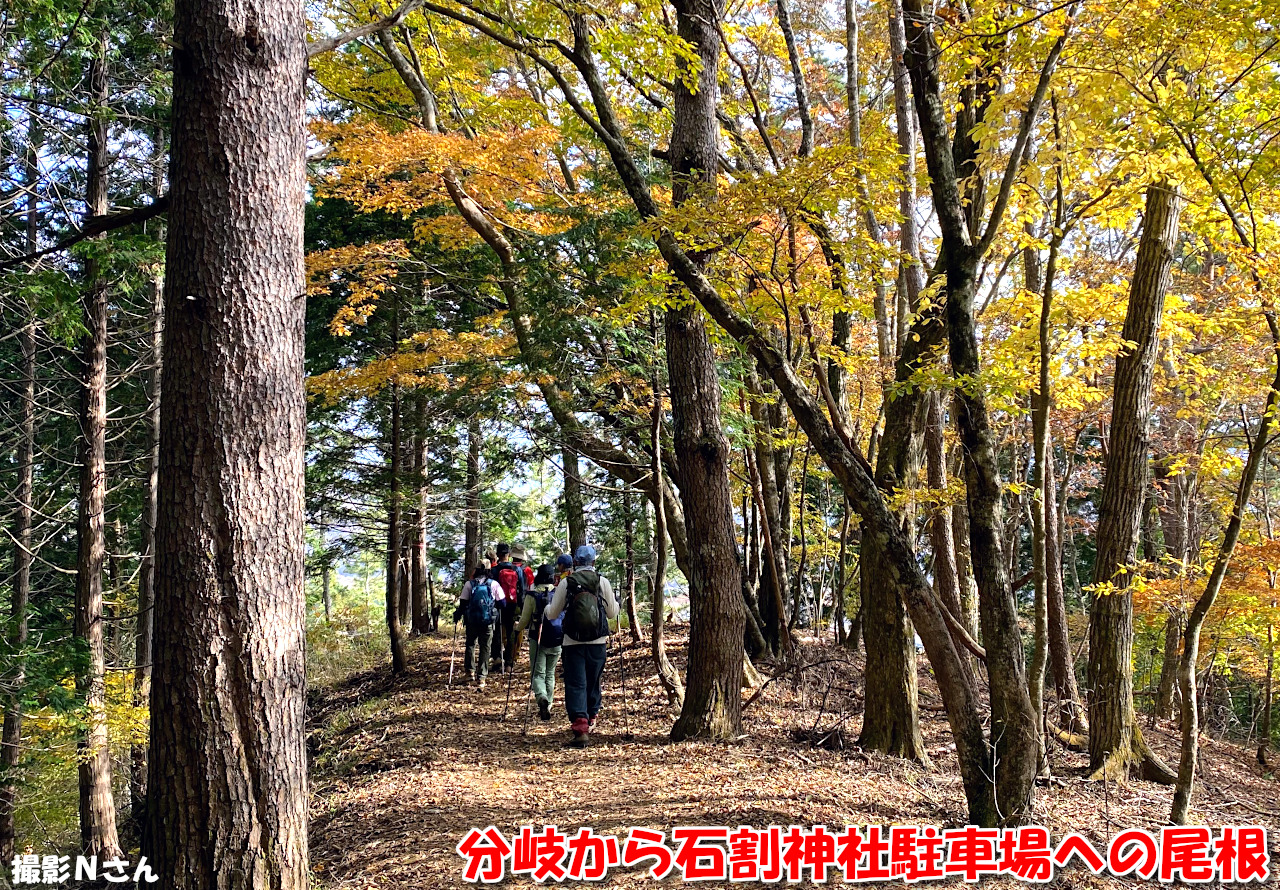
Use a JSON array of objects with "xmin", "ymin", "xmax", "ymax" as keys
[
  {"xmin": 1045, "ymin": 448, "xmax": 1086, "ymax": 730},
  {"xmin": 76, "ymin": 37, "xmax": 123, "ymax": 862},
  {"xmin": 144, "ymin": 0, "xmax": 310, "ymax": 882},
  {"xmin": 927, "ymin": 391, "xmax": 971, "ymax": 683},
  {"xmin": 322, "ymin": 563, "xmax": 333, "ymax": 624},
  {"xmin": 132, "ymin": 226, "xmax": 163, "ymax": 829},
  {"xmin": 623, "ymin": 490, "xmax": 642, "ymax": 644},
  {"xmin": 1260, "ymin": 618, "xmax": 1274, "ymax": 764},
  {"xmin": 563, "ymin": 444, "xmax": 587, "ymax": 550},
  {"xmin": 386, "ymin": 311, "xmax": 408, "ymax": 673},
  {"xmin": 1028, "ymin": 232, "xmax": 1051, "ymax": 775},
  {"xmin": 648, "ymin": 341, "xmax": 685, "ymax": 703},
  {"xmin": 746, "ymin": 371, "xmax": 790, "ymax": 654},
  {"xmin": 664, "ymin": 0, "xmax": 744, "ymax": 739},
  {"xmin": 1088, "ymin": 183, "xmax": 1183, "ymax": 783},
  {"xmin": 412, "ymin": 398, "xmax": 431, "ymax": 634},
  {"xmin": 1155, "ymin": 608, "xmax": 1183, "ymax": 720},
  {"xmin": 465, "ymin": 418, "xmax": 481, "ymax": 577},
  {"xmin": 1, "ymin": 109, "xmax": 40, "ymax": 867},
  {"xmin": 900, "ymin": 0, "xmax": 1043, "ymax": 818}
]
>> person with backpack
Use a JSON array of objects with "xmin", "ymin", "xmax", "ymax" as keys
[
  {"xmin": 457, "ymin": 565, "xmax": 498, "ymax": 689},
  {"xmin": 491, "ymin": 542, "xmax": 530, "ymax": 674},
  {"xmin": 516, "ymin": 562, "xmax": 564, "ymax": 721},
  {"xmin": 543, "ymin": 545, "xmax": 619, "ymax": 748}
]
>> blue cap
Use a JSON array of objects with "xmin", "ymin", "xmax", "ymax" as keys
[
  {"xmin": 573, "ymin": 544, "xmax": 597, "ymax": 565},
  {"xmin": 555, "ymin": 553, "xmax": 573, "ymax": 569}
]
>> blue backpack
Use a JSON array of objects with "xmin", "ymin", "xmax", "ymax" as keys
[
  {"xmin": 532, "ymin": 587, "xmax": 564, "ymax": 648},
  {"xmin": 467, "ymin": 580, "xmax": 496, "ymax": 624}
]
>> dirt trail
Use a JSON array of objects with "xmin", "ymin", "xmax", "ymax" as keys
[{"xmin": 307, "ymin": 632, "xmax": 1279, "ymax": 888}]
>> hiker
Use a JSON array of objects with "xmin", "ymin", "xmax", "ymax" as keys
[
  {"xmin": 456, "ymin": 564, "xmax": 498, "ymax": 689},
  {"xmin": 509, "ymin": 544, "xmax": 536, "ymax": 657},
  {"xmin": 516, "ymin": 562, "xmax": 564, "ymax": 721},
  {"xmin": 544, "ymin": 545, "xmax": 619, "ymax": 748},
  {"xmin": 491, "ymin": 542, "xmax": 529, "ymax": 673}
]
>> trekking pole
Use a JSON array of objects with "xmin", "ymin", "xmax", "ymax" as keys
[
  {"xmin": 522, "ymin": 621, "xmax": 540, "ymax": 736},
  {"xmin": 447, "ymin": 619, "xmax": 460, "ymax": 687},
  {"xmin": 612, "ymin": 624, "xmax": 634, "ymax": 741},
  {"xmin": 503, "ymin": 634, "xmax": 517, "ymax": 719}
]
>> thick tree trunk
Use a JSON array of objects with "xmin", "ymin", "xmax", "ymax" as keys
[
  {"xmin": 1088, "ymin": 183, "xmax": 1182, "ymax": 783},
  {"xmin": 1, "ymin": 109, "xmax": 40, "ymax": 866},
  {"xmin": 858, "ymin": 305, "xmax": 934, "ymax": 760},
  {"xmin": 563, "ymin": 444, "xmax": 587, "ymax": 550},
  {"xmin": 665, "ymin": 0, "xmax": 745, "ymax": 740},
  {"xmin": 144, "ymin": 0, "xmax": 310, "ymax": 883},
  {"xmin": 76, "ymin": 39, "xmax": 123, "ymax": 862}
]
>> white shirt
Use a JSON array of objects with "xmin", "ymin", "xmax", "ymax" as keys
[
  {"xmin": 543, "ymin": 570, "xmax": 619, "ymax": 645},
  {"xmin": 460, "ymin": 577, "xmax": 502, "ymax": 603}
]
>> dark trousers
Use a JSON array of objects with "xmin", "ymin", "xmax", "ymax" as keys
[
  {"xmin": 491, "ymin": 602, "xmax": 517, "ymax": 667},
  {"xmin": 465, "ymin": 619, "xmax": 494, "ymax": 681},
  {"xmin": 562, "ymin": 643, "xmax": 607, "ymax": 732}
]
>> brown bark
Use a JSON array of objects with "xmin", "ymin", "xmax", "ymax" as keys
[
  {"xmin": 563, "ymin": 444, "xmax": 587, "ymax": 550},
  {"xmin": 1044, "ymin": 448, "xmax": 1085, "ymax": 730},
  {"xmin": 386, "ymin": 317, "xmax": 408, "ymax": 673},
  {"xmin": 76, "ymin": 37, "xmax": 123, "ymax": 862},
  {"xmin": 1154, "ymin": 608, "xmax": 1183, "ymax": 720},
  {"xmin": 665, "ymin": 0, "xmax": 745, "ymax": 741},
  {"xmin": 927, "ymin": 391, "xmax": 971, "ymax": 686},
  {"xmin": 648, "ymin": 327, "xmax": 685, "ymax": 704},
  {"xmin": 623, "ymin": 490, "xmax": 642, "ymax": 644},
  {"xmin": 1088, "ymin": 183, "xmax": 1183, "ymax": 783},
  {"xmin": 411, "ymin": 396, "xmax": 431, "ymax": 634},
  {"xmin": 144, "ymin": 0, "xmax": 310, "ymax": 882},
  {"xmin": 1261, "ymin": 619, "xmax": 1274, "ymax": 763},
  {"xmin": 1, "ymin": 108, "xmax": 40, "ymax": 866},
  {"xmin": 132, "ymin": 225, "xmax": 163, "ymax": 827},
  {"xmin": 1028, "ymin": 229, "xmax": 1051, "ymax": 773},
  {"xmin": 745, "ymin": 371, "xmax": 790, "ymax": 654}
]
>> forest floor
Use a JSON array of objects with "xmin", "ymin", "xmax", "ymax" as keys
[{"xmin": 306, "ymin": 628, "xmax": 1280, "ymax": 888}]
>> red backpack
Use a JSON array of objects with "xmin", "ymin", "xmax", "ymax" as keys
[{"xmin": 494, "ymin": 562, "xmax": 523, "ymax": 605}]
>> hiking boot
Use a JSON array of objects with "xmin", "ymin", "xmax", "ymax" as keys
[
  {"xmin": 565, "ymin": 731, "xmax": 588, "ymax": 749},
  {"xmin": 477, "ymin": 678, "xmax": 487, "ymax": 690},
  {"xmin": 538, "ymin": 700, "xmax": 551, "ymax": 722}
]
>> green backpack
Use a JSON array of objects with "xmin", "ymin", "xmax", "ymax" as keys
[{"xmin": 563, "ymin": 569, "xmax": 608, "ymax": 641}]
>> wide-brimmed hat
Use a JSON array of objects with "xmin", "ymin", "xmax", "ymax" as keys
[{"xmin": 511, "ymin": 544, "xmax": 527, "ymax": 562}]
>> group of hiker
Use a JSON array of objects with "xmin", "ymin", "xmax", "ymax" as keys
[{"xmin": 454, "ymin": 542, "xmax": 620, "ymax": 748}]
